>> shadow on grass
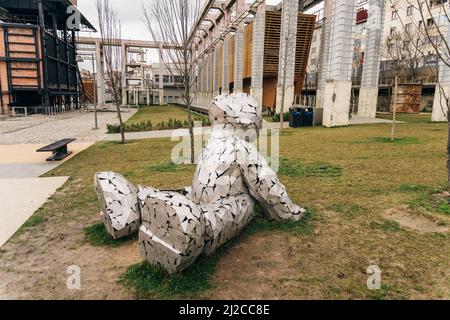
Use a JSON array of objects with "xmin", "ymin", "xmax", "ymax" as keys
[
  {"xmin": 84, "ymin": 223, "xmax": 137, "ymax": 247},
  {"xmin": 370, "ymin": 137, "xmax": 420, "ymax": 145},
  {"xmin": 119, "ymin": 208, "xmax": 316, "ymax": 299},
  {"xmin": 147, "ymin": 161, "xmax": 195, "ymax": 173},
  {"xmin": 278, "ymin": 157, "xmax": 342, "ymax": 178}
]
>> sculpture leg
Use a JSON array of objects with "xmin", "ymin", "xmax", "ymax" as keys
[
  {"xmin": 201, "ymin": 193, "xmax": 255, "ymax": 256},
  {"xmin": 138, "ymin": 187, "xmax": 205, "ymax": 274},
  {"xmin": 94, "ymin": 172, "xmax": 141, "ymax": 239}
]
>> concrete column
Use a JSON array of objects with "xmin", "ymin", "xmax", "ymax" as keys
[
  {"xmin": 319, "ymin": 0, "xmax": 355, "ymax": 127},
  {"xmin": 210, "ymin": 52, "xmax": 215, "ymax": 101},
  {"xmin": 147, "ymin": 90, "xmax": 150, "ymax": 106},
  {"xmin": 250, "ymin": 1, "xmax": 266, "ymax": 107},
  {"xmin": 316, "ymin": 0, "xmax": 332, "ymax": 109},
  {"xmin": 432, "ymin": 58, "xmax": 450, "ymax": 122},
  {"xmin": 95, "ymin": 42, "xmax": 106, "ymax": 107},
  {"xmin": 214, "ymin": 47, "xmax": 220, "ymax": 97},
  {"xmin": 222, "ymin": 36, "xmax": 230, "ymax": 94},
  {"xmin": 234, "ymin": 0, "xmax": 245, "ymax": 92},
  {"xmin": 276, "ymin": 0, "xmax": 298, "ymax": 113},
  {"xmin": 358, "ymin": 0, "xmax": 385, "ymax": 118},
  {"xmin": 432, "ymin": 24, "xmax": 450, "ymax": 122},
  {"xmin": 121, "ymin": 44, "xmax": 128, "ymax": 106}
]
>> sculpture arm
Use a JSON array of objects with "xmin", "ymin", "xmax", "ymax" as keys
[{"xmin": 237, "ymin": 140, "xmax": 305, "ymax": 222}]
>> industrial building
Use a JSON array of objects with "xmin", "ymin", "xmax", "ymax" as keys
[{"xmin": 0, "ymin": 0, "xmax": 95, "ymax": 116}]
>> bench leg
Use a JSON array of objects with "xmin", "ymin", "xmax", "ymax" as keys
[{"xmin": 47, "ymin": 146, "xmax": 72, "ymax": 161}]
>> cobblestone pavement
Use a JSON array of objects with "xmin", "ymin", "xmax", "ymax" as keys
[{"xmin": 0, "ymin": 109, "xmax": 136, "ymax": 145}]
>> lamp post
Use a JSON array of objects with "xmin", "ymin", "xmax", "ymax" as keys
[
  {"xmin": 76, "ymin": 55, "xmax": 98, "ymax": 130},
  {"xmin": 91, "ymin": 53, "xmax": 98, "ymax": 130}
]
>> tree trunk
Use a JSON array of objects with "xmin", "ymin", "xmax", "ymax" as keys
[
  {"xmin": 184, "ymin": 49, "xmax": 194, "ymax": 164},
  {"xmin": 391, "ymin": 74, "xmax": 398, "ymax": 142},
  {"xmin": 186, "ymin": 86, "xmax": 195, "ymax": 164},
  {"xmin": 116, "ymin": 101, "xmax": 126, "ymax": 144},
  {"xmin": 280, "ymin": 86, "xmax": 285, "ymax": 129},
  {"xmin": 447, "ymin": 106, "xmax": 450, "ymax": 190}
]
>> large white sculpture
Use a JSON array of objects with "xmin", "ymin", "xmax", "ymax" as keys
[
  {"xmin": 94, "ymin": 172, "xmax": 141, "ymax": 239},
  {"xmin": 95, "ymin": 93, "xmax": 305, "ymax": 274}
]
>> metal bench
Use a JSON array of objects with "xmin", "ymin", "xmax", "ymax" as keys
[
  {"xmin": 12, "ymin": 107, "xmax": 28, "ymax": 116},
  {"xmin": 36, "ymin": 138, "xmax": 76, "ymax": 161}
]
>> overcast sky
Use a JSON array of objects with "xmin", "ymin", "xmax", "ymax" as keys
[{"xmin": 77, "ymin": 0, "xmax": 285, "ymax": 41}]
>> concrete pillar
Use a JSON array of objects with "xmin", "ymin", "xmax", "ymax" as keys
[
  {"xmin": 318, "ymin": 0, "xmax": 355, "ymax": 127},
  {"xmin": 95, "ymin": 42, "xmax": 106, "ymax": 107},
  {"xmin": 358, "ymin": 0, "xmax": 385, "ymax": 118},
  {"xmin": 432, "ymin": 59, "xmax": 450, "ymax": 122},
  {"xmin": 222, "ymin": 37, "xmax": 230, "ymax": 94},
  {"xmin": 134, "ymin": 90, "xmax": 138, "ymax": 106},
  {"xmin": 316, "ymin": 0, "xmax": 332, "ymax": 109},
  {"xmin": 121, "ymin": 44, "xmax": 128, "ymax": 106},
  {"xmin": 276, "ymin": 0, "xmax": 298, "ymax": 114},
  {"xmin": 147, "ymin": 90, "xmax": 150, "ymax": 106},
  {"xmin": 214, "ymin": 47, "xmax": 220, "ymax": 97},
  {"xmin": 234, "ymin": 0, "xmax": 245, "ymax": 92},
  {"xmin": 210, "ymin": 52, "xmax": 215, "ymax": 101},
  {"xmin": 250, "ymin": 1, "xmax": 265, "ymax": 107},
  {"xmin": 432, "ymin": 24, "xmax": 450, "ymax": 122}
]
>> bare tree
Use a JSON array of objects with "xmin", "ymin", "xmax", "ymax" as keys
[
  {"xmin": 404, "ymin": 29, "xmax": 427, "ymax": 82},
  {"xmin": 381, "ymin": 30, "xmax": 411, "ymax": 141},
  {"xmin": 143, "ymin": 0, "xmax": 202, "ymax": 163},
  {"xmin": 96, "ymin": 0, "xmax": 126, "ymax": 143}
]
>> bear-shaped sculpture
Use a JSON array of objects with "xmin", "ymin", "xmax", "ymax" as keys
[{"xmin": 95, "ymin": 93, "xmax": 305, "ymax": 274}]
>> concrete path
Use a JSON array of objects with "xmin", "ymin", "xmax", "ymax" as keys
[
  {"xmin": 0, "ymin": 107, "xmax": 137, "ymax": 246},
  {"xmin": 0, "ymin": 108, "xmax": 136, "ymax": 144},
  {"xmin": 349, "ymin": 115, "xmax": 402, "ymax": 125},
  {"xmin": 0, "ymin": 142, "xmax": 97, "ymax": 247},
  {"xmin": 0, "ymin": 176, "xmax": 69, "ymax": 247}
]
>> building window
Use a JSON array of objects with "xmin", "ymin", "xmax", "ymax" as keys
[
  {"xmin": 430, "ymin": 0, "xmax": 448, "ymax": 7},
  {"xmin": 407, "ymin": 5, "xmax": 414, "ymax": 16},
  {"xmin": 418, "ymin": 20, "xmax": 423, "ymax": 28},
  {"xmin": 391, "ymin": 10, "xmax": 398, "ymax": 20},
  {"xmin": 163, "ymin": 75, "xmax": 170, "ymax": 83},
  {"xmin": 155, "ymin": 75, "xmax": 160, "ymax": 83},
  {"xmin": 405, "ymin": 23, "xmax": 412, "ymax": 32},
  {"xmin": 390, "ymin": 27, "xmax": 397, "ymax": 36},
  {"xmin": 427, "ymin": 17, "xmax": 435, "ymax": 27}
]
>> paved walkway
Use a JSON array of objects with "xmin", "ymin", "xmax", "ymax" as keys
[
  {"xmin": 0, "ymin": 108, "xmax": 136, "ymax": 144},
  {"xmin": 0, "ymin": 108, "xmax": 137, "ymax": 247},
  {"xmin": 0, "ymin": 177, "xmax": 69, "ymax": 247}
]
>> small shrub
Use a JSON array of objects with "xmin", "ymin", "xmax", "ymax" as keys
[
  {"xmin": 272, "ymin": 112, "xmax": 290, "ymax": 122},
  {"xmin": 437, "ymin": 201, "xmax": 450, "ymax": 216},
  {"xmin": 106, "ymin": 123, "xmax": 123, "ymax": 134}
]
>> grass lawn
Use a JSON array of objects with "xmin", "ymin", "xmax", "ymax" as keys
[
  {"xmin": 126, "ymin": 105, "xmax": 207, "ymax": 126},
  {"xmin": 1, "ymin": 114, "xmax": 450, "ymax": 299}
]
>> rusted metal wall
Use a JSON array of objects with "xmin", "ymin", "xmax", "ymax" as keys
[
  {"xmin": 391, "ymin": 84, "xmax": 422, "ymax": 113},
  {"xmin": 0, "ymin": 24, "xmax": 41, "ymax": 114}
]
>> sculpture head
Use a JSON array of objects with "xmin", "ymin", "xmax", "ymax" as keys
[{"xmin": 209, "ymin": 93, "xmax": 263, "ymax": 130}]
